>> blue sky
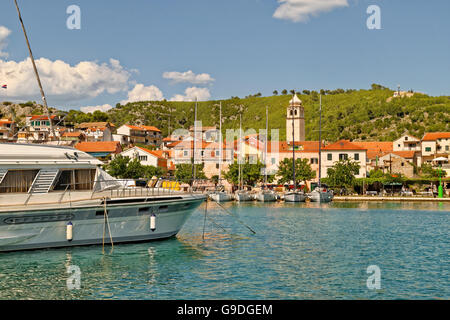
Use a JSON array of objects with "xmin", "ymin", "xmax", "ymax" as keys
[{"xmin": 0, "ymin": 0, "xmax": 449, "ymax": 112}]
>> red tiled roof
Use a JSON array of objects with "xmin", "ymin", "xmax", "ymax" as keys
[
  {"xmin": 323, "ymin": 140, "xmax": 366, "ymax": 151},
  {"xmin": 77, "ymin": 122, "xmax": 114, "ymax": 129},
  {"xmin": 75, "ymin": 141, "xmax": 121, "ymax": 153},
  {"xmin": 29, "ymin": 115, "xmax": 58, "ymax": 121},
  {"xmin": 352, "ymin": 141, "xmax": 393, "ymax": 160},
  {"xmin": 136, "ymin": 147, "xmax": 165, "ymax": 159},
  {"xmin": 422, "ymin": 132, "xmax": 450, "ymax": 141},
  {"xmin": 390, "ymin": 151, "xmax": 416, "ymax": 159},
  {"xmin": 62, "ymin": 132, "xmax": 84, "ymax": 137},
  {"xmin": 140, "ymin": 125, "xmax": 161, "ymax": 132},
  {"xmin": 166, "ymin": 140, "xmax": 183, "ymax": 148},
  {"xmin": 125, "ymin": 124, "xmax": 145, "ymax": 131},
  {"xmin": 0, "ymin": 120, "xmax": 13, "ymax": 125}
]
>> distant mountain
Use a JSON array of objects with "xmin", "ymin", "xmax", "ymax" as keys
[{"xmin": 2, "ymin": 87, "xmax": 449, "ymax": 142}]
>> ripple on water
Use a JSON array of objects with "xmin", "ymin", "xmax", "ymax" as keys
[{"xmin": 0, "ymin": 201, "xmax": 448, "ymax": 299}]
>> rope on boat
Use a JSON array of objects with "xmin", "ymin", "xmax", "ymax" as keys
[
  {"xmin": 102, "ymin": 197, "xmax": 114, "ymax": 253},
  {"xmin": 202, "ymin": 198, "xmax": 207, "ymax": 240},
  {"xmin": 210, "ymin": 199, "xmax": 256, "ymax": 235}
]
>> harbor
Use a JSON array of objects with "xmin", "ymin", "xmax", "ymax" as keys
[
  {"xmin": 0, "ymin": 200, "xmax": 448, "ymax": 300},
  {"xmin": 0, "ymin": 0, "xmax": 449, "ymax": 303}
]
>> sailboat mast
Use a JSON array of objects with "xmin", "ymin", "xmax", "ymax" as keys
[
  {"xmin": 318, "ymin": 94, "xmax": 322, "ymax": 188},
  {"xmin": 219, "ymin": 102, "xmax": 222, "ymax": 185},
  {"xmin": 239, "ymin": 113, "xmax": 242, "ymax": 190},
  {"xmin": 191, "ymin": 98, "xmax": 197, "ymax": 183},
  {"xmin": 14, "ymin": 0, "xmax": 56, "ymax": 140},
  {"xmin": 292, "ymin": 95, "xmax": 296, "ymax": 191},
  {"xmin": 265, "ymin": 105, "xmax": 268, "ymax": 186}
]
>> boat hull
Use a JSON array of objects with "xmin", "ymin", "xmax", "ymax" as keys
[
  {"xmin": 234, "ymin": 192, "xmax": 253, "ymax": 202},
  {"xmin": 209, "ymin": 192, "xmax": 233, "ymax": 202},
  {"xmin": 284, "ymin": 192, "xmax": 306, "ymax": 202},
  {"xmin": 255, "ymin": 192, "xmax": 277, "ymax": 202},
  {"xmin": 0, "ymin": 195, "xmax": 205, "ymax": 252},
  {"xmin": 309, "ymin": 191, "xmax": 333, "ymax": 203}
]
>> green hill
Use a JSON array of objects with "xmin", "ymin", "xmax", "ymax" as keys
[
  {"xmin": 3, "ymin": 85, "xmax": 450, "ymax": 142},
  {"xmin": 104, "ymin": 87, "xmax": 450, "ymax": 142}
]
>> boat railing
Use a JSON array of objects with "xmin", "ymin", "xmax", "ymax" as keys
[{"xmin": 0, "ymin": 177, "xmax": 211, "ymax": 207}]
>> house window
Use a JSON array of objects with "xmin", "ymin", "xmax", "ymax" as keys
[
  {"xmin": 201, "ymin": 151, "xmax": 205, "ymax": 157},
  {"xmin": 446, "ymin": 146, "xmax": 449, "ymax": 151},
  {"xmin": 139, "ymin": 156, "xmax": 148, "ymax": 162},
  {"xmin": 183, "ymin": 150, "xmax": 189, "ymax": 157},
  {"xmin": 271, "ymin": 158, "xmax": 276, "ymax": 165},
  {"xmin": 327, "ymin": 154, "xmax": 332, "ymax": 161},
  {"xmin": 339, "ymin": 154, "xmax": 348, "ymax": 161},
  {"xmin": 215, "ymin": 150, "xmax": 220, "ymax": 157},
  {"xmin": 425, "ymin": 147, "xmax": 431, "ymax": 152},
  {"xmin": 216, "ymin": 163, "xmax": 219, "ymax": 169},
  {"xmin": 398, "ymin": 144, "xmax": 401, "ymax": 148},
  {"xmin": 405, "ymin": 137, "xmax": 408, "ymax": 141},
  {"xmin": 310, "ymin": 158, "xmax": 318, "ymax": 164},
  {"xmin": 354, "ymin": 153, "xmax": 359, "ymax": 161}
]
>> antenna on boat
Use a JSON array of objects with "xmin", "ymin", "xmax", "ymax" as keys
[{"xmin": 13, "ymin": 0, "xmax": 56, "ymax": 141}]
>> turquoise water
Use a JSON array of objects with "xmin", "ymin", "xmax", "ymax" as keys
[{"xmin": 0, "ymin": 201, "xmax": 448, "ymax": 300}]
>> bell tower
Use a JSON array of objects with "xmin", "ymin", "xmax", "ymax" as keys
[{"xmin": 286, "ymin": 94, "xmax": 305, "ymax": 143}]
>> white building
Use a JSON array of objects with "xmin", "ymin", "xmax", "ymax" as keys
[
  {"xmin": 393, "ymin": 134, "xmax": 421, "ymax": 152},
  {"xmin": 119, "ymin": 146, "xmax": 168, "ymax": 169},
  {"xmin": 321, "ymin": 140, "xmax": 367, "ymax": 178}
]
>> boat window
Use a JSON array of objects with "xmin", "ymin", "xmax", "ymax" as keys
[
  {"xmin": 53, "ymin": 169, "xmax": 96, "ymax": 191},
  {"xmin": 0, "ymin": 170, "xmax": 39, "ymax": 193}
]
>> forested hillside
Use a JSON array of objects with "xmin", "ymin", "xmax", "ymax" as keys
[{"xmin": 2, "ymin": 85, "xmax": 449, "ymax": 142}]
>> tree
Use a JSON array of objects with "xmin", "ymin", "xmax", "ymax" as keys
[
  {"xmin": 142, "ymin": 165, "xmax": 165, "ymax": 179},
  {"xmin": 420, "ymin": 163, "xmax": 446, "ymax": 178},
  {"xmin": 224, "ymin": 160, "xmax": 268, "ymax": 186},
  {"xmin": 289, "ymin": 89, "xmax": 296, "ymax": 95},
  {"xmin": 302, "ymin": 90, "xmax": 311, "ymax": 95},
  {"xmin": 175, "ymin": 164, "xmax": 206, "ymax": 184},
  {"xmin": 125, "ymin": 158, "xmax": 145, "ymax": 179},
  {"xmin": 105, "ymin": 155, "xmax": 164, "ymax": 180},
  {"xmin": 276, "ymin": 158, "xmax": 316, "ymax": 186},
  {"xmin": 273, "ymin": 90, "xmax": 278, "ymax": 96},
  {"xmin": 281, "ymin": 89, "xmax": 288, "ymax": 95},
  {"xmin": 325, "ymin": 158, "xmax": 361, "ymax": 188},
  {"xmin": 105, "ymin": 155, "xmax": 130, "ymax": 178}
]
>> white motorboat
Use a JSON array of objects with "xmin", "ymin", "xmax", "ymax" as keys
[{"xmin": 0, "ymin": 144, "xmax": 205, "ymax": 252}]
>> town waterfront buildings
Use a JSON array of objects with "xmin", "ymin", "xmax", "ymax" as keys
[{"xmin": 0, "ymin": 96, "xmax": 448, "ymax": 183}]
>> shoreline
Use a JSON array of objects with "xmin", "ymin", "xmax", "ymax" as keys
[{"xmin": 333, "ymin": 196, "xmax": 450, "ymax": 202}]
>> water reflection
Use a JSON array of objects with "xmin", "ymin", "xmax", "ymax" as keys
[{"xmin": 0, "ymin": 201, "xmax": 448, "ymax": 299}]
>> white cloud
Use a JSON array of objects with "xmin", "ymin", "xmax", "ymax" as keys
[
  {"xmin": 273, "ymin": 0, "xmax": 349, "ymax": 23},
  {"xmin": 121, "ymin": 84, "xmax": 164, "ymax": 104},
  {"xmin": 163, "ymin": 70, "xmax": 215, "ymax": 85},
  {"xmin": 170, "ymin": 87, "xmax": 211, "ymax": 102},
  {"xmin": 0, "ymin": 26, "xmax": 11, "ymax": 58},
  {"xmin": 0, "ymin": 57, "xmax": 131, "ymax": 103},
  {"xmin": 80, "ymin": 104, "xmax": 113, "ymax": 114}
]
